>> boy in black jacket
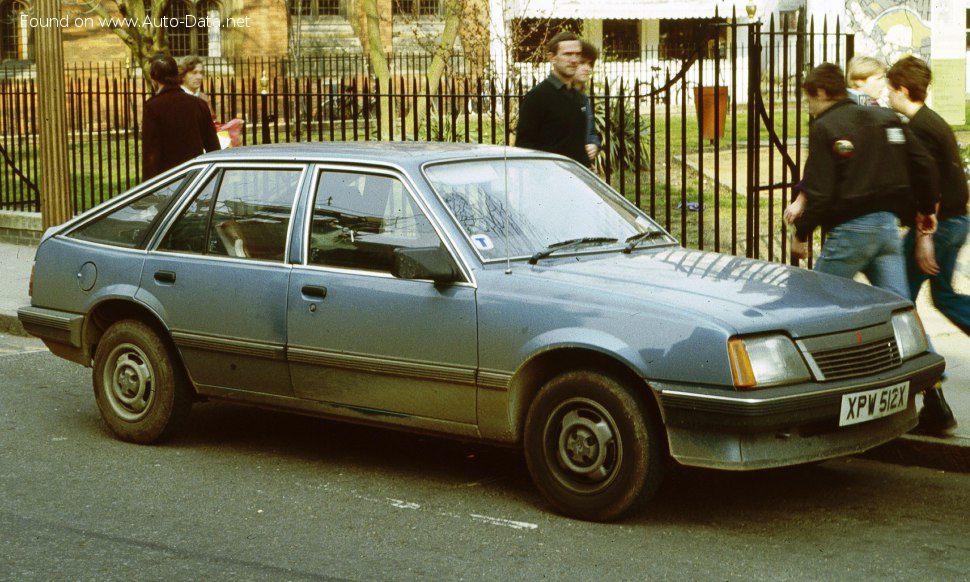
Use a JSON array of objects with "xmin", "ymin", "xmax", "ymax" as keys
[{"xmin": 887, "ymin": 56, "xmax": 969, "ymax": 435}]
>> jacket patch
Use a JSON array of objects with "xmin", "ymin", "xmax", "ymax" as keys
[
  {"xmin": 833, "ymin": 139, "xmax": 855, "ymax": 158},
  {"xmin": 886, "ymin": 127, "xmax": 906, "ymax": 144}
]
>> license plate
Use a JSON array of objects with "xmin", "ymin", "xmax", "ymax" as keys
[{"xmin": 839, "ymin": 382, "xmax": 910, "ymax": 427}]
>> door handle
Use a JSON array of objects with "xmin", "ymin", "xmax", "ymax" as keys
[
  {"xmin": 301, "ymin": 285, "xmax": 327, "ymax": 299},
  {"xmin": 154, "ymin": 270, "xmax": 176, "ymax": 284}
]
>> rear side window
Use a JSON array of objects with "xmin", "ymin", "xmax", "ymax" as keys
[
  {"xmin": 68, "ymin": 170, "xmax": 198, "ymax": 248},
  {"xmin": 158, "ymin": 167, "xmax": 303, "ymax": 262}
]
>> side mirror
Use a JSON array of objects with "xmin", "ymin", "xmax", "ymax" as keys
[{"xmin": 392, "ymin": 246, "xmax": 462, "ymax": 284}]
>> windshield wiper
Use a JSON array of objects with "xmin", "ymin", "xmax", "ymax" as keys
[
  {"xmin": 528, "ymin": 237, "xmax": 619, "ymax": 265},
  {"xmin": 623, "ymin": 230, "xmax": 669, "ymax": 253}
]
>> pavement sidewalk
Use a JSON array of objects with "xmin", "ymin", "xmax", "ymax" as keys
[{"xmin": 1, "ymin": 238, "xmax": 968, "ymax": 471}]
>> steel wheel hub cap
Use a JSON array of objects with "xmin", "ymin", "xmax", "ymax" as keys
[
  {"xmin": 105, "ymin": 345, "xmax": 154, "ymax": 419},
  {"xmin": 557, "ymin": 407, "xmax": 615, "ymax": 481}
]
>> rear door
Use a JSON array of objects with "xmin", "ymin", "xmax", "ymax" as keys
[{"xmin": 138, "ymin": 164, "xmax": 307, "ymax": 396}]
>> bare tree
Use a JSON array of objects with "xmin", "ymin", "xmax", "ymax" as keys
[{"xmin": 70, "ymin": 0, "xmax": 175, "ymax": 76}]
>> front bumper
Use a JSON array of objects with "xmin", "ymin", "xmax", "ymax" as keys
[{"xmin": 653, "ymin": 352, "xmax": 945, "ymax": 470}]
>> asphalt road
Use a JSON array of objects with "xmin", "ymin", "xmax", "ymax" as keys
[{"xmin": 2, "ymin": 343, "xmax": 969, "ymax": 581}]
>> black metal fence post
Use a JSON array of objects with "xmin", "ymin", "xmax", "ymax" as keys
[{"xmin": 260, "ymin": 70, "xmax": 271, "ymax": 144}]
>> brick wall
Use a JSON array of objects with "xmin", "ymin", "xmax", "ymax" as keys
[
  {"xmin": 231, "ymin": 1, "xmax": 288, "ymax": 58},
  {"xmin": 61, "ymin": 3, "xmax": 131, "ymax": 62},
  {"xmin": 0, "ymin": 212, "xmax": 42, "ymax": 246}
]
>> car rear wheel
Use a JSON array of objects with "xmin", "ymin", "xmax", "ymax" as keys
[
  {"xmin": 93, "ymin": 319, "xmax": 191, "ymax": 444},
  {"xmin": 524, "ymin": 370, "xmax": 664, "ymax": 521}
]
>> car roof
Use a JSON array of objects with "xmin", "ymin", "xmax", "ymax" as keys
[{"xmin": 198, "ymin": 141, "xmax": 558, "ymax": 165}]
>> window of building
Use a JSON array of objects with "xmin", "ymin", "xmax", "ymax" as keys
[
  {"xmin": 393, "ymin": 0, "xmax": 439, "ymax": 17},
  {"xmin": 511, "ymin": 18, "xmax": 582, "ymax": 63},
  {"xmin": 659, "ymin": 18, "xmax": 727, "ymax": 60},
  {"xmin": 780, "ymin": 9, "xmax": 800, "ymax": 32},
  {"xmin": 602, "ymin": 19, "xmax": 639, "ymax": 61},
  {"xmin": 291, "ymin": 0, "xmax": 311, "ymax": 16},
  {"xmin": 0, "ymin": 0, "xmax": 30, "ymax": 60},
  {"xmin": 966, "ymin": 9, "xmax": 970, "ymax": 50},
  {"xmin": 166, "ymin": 0, "xmax": 218, "ymax": 57},
  {"xmin": 290, "ymin": 0, "xmax": 342, "ymax": 18}
]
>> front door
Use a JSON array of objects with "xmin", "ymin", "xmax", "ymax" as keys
[{"xmin": 287, "ymin": 167, "xmax": 478, "ymax": 425}]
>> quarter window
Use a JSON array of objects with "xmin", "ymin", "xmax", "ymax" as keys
[
  {"xmin": 159, "ymin": 167, "xmax": 302, "ymax": 261},
  {"xmin": 308, "ymin": 171, "xmax": 441, "ymax": 272},
  {"xmin": 69, "ymin": 170, "xmax": 199, "ymax": 248}
]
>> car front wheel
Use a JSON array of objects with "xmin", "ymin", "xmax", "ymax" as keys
[
  {"xmin": 93, "ymin": 319, "xmax": 191, "ymax": 444},
  {"xmin": 524, "ymin": 370, "xmax": 664, "ymax": 521}
]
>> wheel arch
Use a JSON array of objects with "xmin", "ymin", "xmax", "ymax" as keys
[
  {"xmin": 83, "ymin": 299, "xmax": 183, "ymax": 372},
  {"xmin": 503, "ymin": 347, "xmax": 663, "ymax": 444}
]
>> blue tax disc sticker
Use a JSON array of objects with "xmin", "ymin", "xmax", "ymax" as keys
[{"xmin": 471, "ymin": 234, "xmax": 494, "ymax": 250}]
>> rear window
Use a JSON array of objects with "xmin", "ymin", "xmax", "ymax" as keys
[{"xmin": 69, "ymin": 170, "xmax": 199, "ymax": 248}]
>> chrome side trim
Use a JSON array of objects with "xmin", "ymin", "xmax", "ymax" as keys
[
  {"xmin": 478, "ymin": 369, "xmax": 512, "ymax": 392},
  {"xmin": 170, "ymin": 331, "xmax": 286, "ymax": 360},
  {"xmin": 287, "ymin": 345, "xmax": 477, "ymax": 385}
]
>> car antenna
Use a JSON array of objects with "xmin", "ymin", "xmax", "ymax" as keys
[{"xmin": 504, "ymin": 145, "xmax": 512, "ymax": 275}]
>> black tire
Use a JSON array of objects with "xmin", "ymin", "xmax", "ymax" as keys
[
  {"xmin": 524, "ymin": 370, "xmax": 665, "ymax": 521},
  {"xmin": 92, "ymin": 319, "xmax": 192, "ymax": 444}
]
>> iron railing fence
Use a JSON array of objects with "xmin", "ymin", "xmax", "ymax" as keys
[{"xmin": 0, "ymin": 14, "xmax": 854, "ymax": 262}]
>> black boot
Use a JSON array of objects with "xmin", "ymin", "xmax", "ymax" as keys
[{"xmin": 912, "ymin": 383, "xmax": 958, "ymax": 436}]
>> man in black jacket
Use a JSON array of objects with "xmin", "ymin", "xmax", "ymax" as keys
[
  {"xmin": 792, "ymin": 63, "xmax": 938, "ymax": 298},
  {"xmin": 792, "ymin": 63, "xmax": 949, "ymax": 434},
  {"xmin": 142, "ymin": 53, "xmax": 220, "ymax": 181},
  {"xmin": 515, "ymin": 32, "xmax": 589, "ymax": 165}
]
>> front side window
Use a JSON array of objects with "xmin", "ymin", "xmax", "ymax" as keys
[
  {"xmin": 159, "ymin": 167, "xmax": 303, "ymax": 261},
  {"xmin": 426, "ymin": 159, "xmax": 673, "ymax": 262},
  {"xmin": 308, "ymin": 170, "xmax": 441, "ymax": 272},
  {"xmin": 69, "ymin": 170, "xmax": 199, "ymax": 248}
]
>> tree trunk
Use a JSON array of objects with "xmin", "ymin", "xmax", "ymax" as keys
[
  {"xmin": 363, "ymin": 0, "xmax": 393, "ymax": 137},
  {"xmin": 403, "ymin": 0, "xmax": 462, "ymax": 137}
]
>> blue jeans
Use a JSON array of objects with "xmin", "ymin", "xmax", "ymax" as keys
[
  {"xmin": 814, "ymin": 212, "xmax": 909, "ymax": 299},
  {"xmin": 904, "ymin": 214, "xmax": 970, "ymax": 335}
]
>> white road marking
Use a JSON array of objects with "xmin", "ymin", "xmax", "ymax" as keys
[{"xmin": 469, "ymin": 514, "xmax": 539, "ymax": 530}]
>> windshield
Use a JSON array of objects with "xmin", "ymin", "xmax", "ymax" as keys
[{"xmin": 425, "ymin": 158, "xmax": 674, "ymax": 262}]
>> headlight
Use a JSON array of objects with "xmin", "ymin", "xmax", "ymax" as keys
[
  {"xmin": 892, "ymin": 308, "xmax": 928, "ymax": 360},
  {"xmin": 728, "ymin": 334, "xmax": 811, "ymax": 389}
]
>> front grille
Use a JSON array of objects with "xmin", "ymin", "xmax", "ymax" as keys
[{"xmin": 807, "ymin": 337, "xmax": 901, "ymax": 381}]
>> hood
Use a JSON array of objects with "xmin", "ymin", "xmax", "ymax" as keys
[{"xmin": 516, "ymin": 246, "xmax": 911, "ymax": 338}]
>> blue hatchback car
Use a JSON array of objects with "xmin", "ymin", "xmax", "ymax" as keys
[{"xmin": 19, "ymin": 142, "xmax": 944, "ymax": 521}]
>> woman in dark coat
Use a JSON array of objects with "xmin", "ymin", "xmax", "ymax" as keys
[{"xmin": 142, "ymin": 53, "xmax": 221, "ymax": 181}]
